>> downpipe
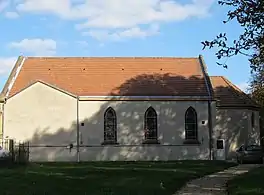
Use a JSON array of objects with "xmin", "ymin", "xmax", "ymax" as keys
[{"xmin": 77, "ymin": 96, "xmax": 80, "ymax": 162}]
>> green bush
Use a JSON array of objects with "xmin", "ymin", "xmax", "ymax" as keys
[{"xmin": 0, "ymin": 154, "xmax": 13, "ymax": 166}]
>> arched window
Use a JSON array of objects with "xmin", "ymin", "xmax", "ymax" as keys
[
  {"xmin": 144, "ymin": 107, "xmax": 158, "ymax": 140},
  {"xmin": 104, "ymin": 107, "xmax": 117, "ymax": 143},
  {"xmin": 185, "ymin": 107, "xmax": 198, "ymax": 140},
  {"xmin": 251, "ymin": 112, "xmax": 255, "ymax": 128}
]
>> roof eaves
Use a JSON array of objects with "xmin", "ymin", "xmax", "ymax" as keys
[{"xmin": 217, "ymin": 105, "xmax": 261, "ymax": 110}]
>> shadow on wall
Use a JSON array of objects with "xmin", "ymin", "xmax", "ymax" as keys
[
  {"xmin": 260, "ymin": 108, "xmax": 264, "ymax": 150},
  {"xmin": 214, "ymin": 109, "xmax": 249, "ymax": 160},
  {"xmin": 213, "ymin": 87, "xmax": 260, "ymax": 160},
  {"xmin": 25, "ymin": 74, "xmax": 258, "ymax": 162}
]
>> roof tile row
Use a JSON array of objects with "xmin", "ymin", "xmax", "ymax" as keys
[{"xmin": 2, "ymin": 56, "xmax": 259, "ymax": 108}]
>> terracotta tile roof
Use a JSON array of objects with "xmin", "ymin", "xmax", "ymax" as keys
[
  {"xmin": 210, "ymin": 76, "xmax": 259, "ymax": 108},
  {"xmin": 7, "ymin": 57, "xmax": 210, "ymax": 97}
]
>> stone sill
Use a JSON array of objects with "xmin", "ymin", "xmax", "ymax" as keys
[
  {"xmin": 101, "ymin": 141, "xmax": 119, "ymax": 146},
  {"xmin": 142, "ymin": 139, "xmax": 160, "ymax": 145},
  {"xmin": 183, "ymin": 139, "xmax": 201, "ymax": 145}
]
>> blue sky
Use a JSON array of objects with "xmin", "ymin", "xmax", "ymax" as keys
[{"xmin": 0, "ymin": 0, "xmax": 251, "ymax": 92}]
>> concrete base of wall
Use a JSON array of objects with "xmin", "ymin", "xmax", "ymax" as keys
[{"xmin": 29, "ymin": 145, "xmax": 210, "ymax": 162}]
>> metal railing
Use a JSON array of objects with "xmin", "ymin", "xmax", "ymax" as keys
[{"xmin": 0, "ymin": 139, "xmax": 29, "ymax": 164}]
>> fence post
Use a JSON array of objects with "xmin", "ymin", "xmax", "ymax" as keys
[
  {"xmin": 22, "ymin": 143, "xmax": 25, "ymax": 163},
  {"xmin": 9, "ymin": 139, "xmax": 14, "ymax": 162},
  {"xmin": 18, "ymin": 143, "xmax": 21, "ymax": 163},
  {"xmin": 21, "ymin": 143, "xmax": 25, "ymax": 163},
  {"xmin": 27, "ymin": 141, "xmax": 29, "ymax": 162}
]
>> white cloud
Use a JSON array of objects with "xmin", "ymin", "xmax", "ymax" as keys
[
  {"xmin": 5, "ymin": 11, "xmax": 19, "ymax": 18},
  {"xmin": 16, "ymin": 0, "xmax": 213, "ymax": 28},
  {"xmin": 16, "ymin": 0, "xmax": 73, "ymax": 18},
  {"xmin": 118, "ymin": 24, "xmax": 159, "ymax": 38},
  {"xmin": 84, "ymin": 24, "xmax": 160, "ymax": 41},
  {"xmin": 13, "ymin": 0, "xmax": 214, "ymax": 40},
  {"xmin": 0, "ymin": 57, "xmax": 17, "ymax": 75},
  {"xmin": 8, "ymin": 38, "xmax": 57, "ymax": 56},
  {"xmin": 76, "ymin": 0, "xmax": 213, "ymax": 30},
  {"xmin": 0, "ymin": 0, "xmax": 9, "ymax": 12},
  {"xmin": 76, "ymin": 40, "xmax": 89, "ymax": 48}
]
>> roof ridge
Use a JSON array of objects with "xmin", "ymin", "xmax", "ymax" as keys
[
  {"xmin": 210, "ymin": 75, "xmax": 224, "ymax": 78},
  {"xmin": 198, "ymin": 55, "xmax": 213, "ymax": 99},
  {"xmin": 26, "ymin": 56, "xmax": 199, "ymax": 59},
  {"xmin": 221, "ymin": 76, "xmax": 242, "ymax": 92},
  {"xmin": 221, "ymin": 76, "xmax": 258, "ymax": 106},
  {"xmin": 222, "ymin": 76, "xmax": 245, "ymax": 93}
]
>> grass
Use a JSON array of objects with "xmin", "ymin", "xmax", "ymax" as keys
[
  {"xmin": 228, "ymin": 166, "xmax": 264, "ymax": 195},
  {"xmin": 0, "ymin": 160, "xmax": 236, "ymax": 195}
]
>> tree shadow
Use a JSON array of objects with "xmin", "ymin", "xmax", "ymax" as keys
[
  {"xmin": 212, "ymin": 81, "xmax": 261, "ymax": 160},
  {"xmin": 109, "ymin": 73, "xmax": 208, "ymax": 96},
  {"xmin": 9, "ymin": 73, "xmax": 260, "ymax": 162}
]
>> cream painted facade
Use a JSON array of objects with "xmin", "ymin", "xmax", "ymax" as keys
[
  {"xmin": 213, "ymin": 108, "xmax": 260, "ymax": 160},
  {"xmin": 4, "ymin": 82, "xmax": 78, "ymax": 161},
  {"xmin": 0, "ymin": 103, "xmax": 3, "ymax": 138},
  {"xmin": 2, "ymin": 82, "xmax": 260, "ymax": 162},
  {"xmin": 78, "ymin": 99, "xmax": 210, "ymax": 161}
]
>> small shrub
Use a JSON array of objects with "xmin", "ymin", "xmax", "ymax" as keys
[{"xmin": 0, "ymin": 154, "xmax": 13, "ymax": 167}]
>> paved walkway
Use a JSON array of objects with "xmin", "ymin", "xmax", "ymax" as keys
[{"xmin": 175, "ymin": 164, "xmax": 262, "ymax": 195}]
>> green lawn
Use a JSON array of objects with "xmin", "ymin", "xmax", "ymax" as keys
[
  {"xmin": 228, "ymin": 166, "xmax": 264, "ymax": 195},
  {"xmin": 0, "ymin": 161, "xmax": 236, "ymax": 195}
]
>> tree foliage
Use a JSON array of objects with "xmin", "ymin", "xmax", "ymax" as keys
[
  {"xmin": 203, "ymin": 0, "xmax": 264, "ymax": 145},
  {"xmin": 250, "ymin": 67, "xmax": 264, "ymax": 146},
  {"xmin": 202, "ymin": 0, "xmax": 264, "ymax": 70},
  {"xmin": 251, "ymin": 68, "xmax": 264, "ymax": 105}
]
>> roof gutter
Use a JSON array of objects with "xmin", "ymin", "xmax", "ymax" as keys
[
  {"xmin": 199, "ymin": 55, "xmax": 214, "ymax": 160},
  {"xmin": 78, "ymin": 96, "xmax": 211, "ymax": 101}
]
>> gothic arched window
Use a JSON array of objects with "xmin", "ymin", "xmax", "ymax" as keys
[
  {"xmin": 104, "ymin": 107, "xmax": 117, "ymax": 143},
  {"xmin": 144, "ymin": 107, "xmax": 158, "ymax": 140},
  {"xmin": 185, "ymin": 107, "xmax": 198, "ymax": 140}
]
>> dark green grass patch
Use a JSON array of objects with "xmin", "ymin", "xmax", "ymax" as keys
[
  {"xmin": 228, "ymin": 166, "xmax": 264, "ymax": 195},
  {"xmin": 0, "ymin": 160, "xmax": 236, "ymax": 195}
]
